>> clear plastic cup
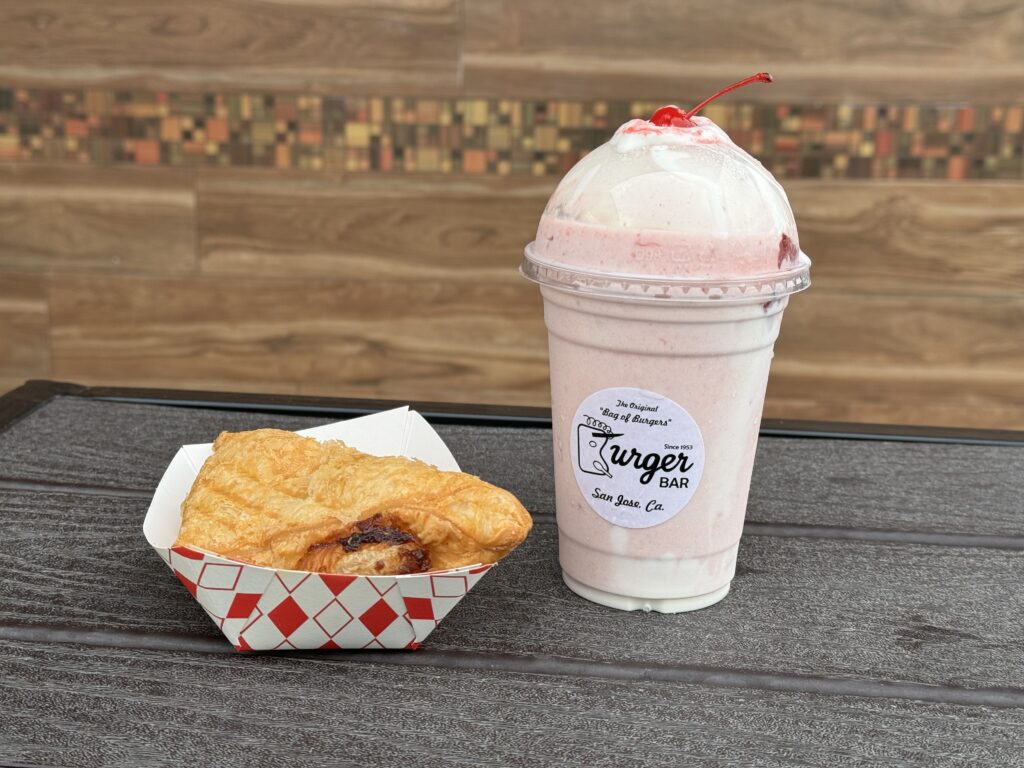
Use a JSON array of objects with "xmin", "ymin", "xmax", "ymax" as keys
[{"xmin": 521, "ymin": 115, "xmax": 810, "ymax": 612}]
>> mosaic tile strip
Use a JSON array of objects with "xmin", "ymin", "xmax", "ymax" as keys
[{"xmin": 1, "ymin": 88, "xmax": 1022, "ymax": 180}]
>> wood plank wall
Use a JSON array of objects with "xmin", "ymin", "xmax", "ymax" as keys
[{"xmin": 1, "ymin": 1, "xmax": 1022, "ymax": 429}]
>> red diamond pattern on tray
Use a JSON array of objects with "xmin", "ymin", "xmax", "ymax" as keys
[
  {"xmin": 313, "ymin": 600, "xmax": 354, "ymax": 637},
  {"xmin": 268, "ymin": 596, "xmax": 308, "ymax": 637},
  {"xmin": 169, "ymin": 550, "xmax": 204, "ymax": 583},
  {"xmin": 366, "ymin": 576, "xmax": 397, "ymax": 597},
  {"xmin": 360, "ymin": 599, "xmax": 399, "ymax": 636},
  {"xmin": 320, "ymin": 573, "xmax": 357, "ymax": 595},
  {"xmin": 280, "ymin": 620, "xmax": 330, "ymax": 649},
  {"xmin": 288, "ymin": 576, "xmax": 333, "ymax": 616},
  {"xmin": 431, "ymin": 574, "xmax": 469, "ymax": 598},
  {"xmin": 240, "ymin": 606, "xmax": 264, "ymax": 635},
  {"xmin": 275, "ymin": 572, "xmax": 310, "ymax": 594},
  {"xmin": 329, "ymin": 579, "xmax": 386, "ymax": 617},
  {"xmin": 332, "ymin": 619, "xmax": 376, "ymax": 648},
  {"xmin": 220, "ymin": 618, "xmax": 251, "ymax": 647},
  {"xmin": 404, "ymin": 597, "xmax": 435, "ymax": 621},
  {"xmin": 174, "ymin": 570, "xmax": 198, "ymax": 598},
  {"xmin": 197, "ymin": 562, "xmax": 243, "ymax": 591},
  {"xmin": 156, "ymin": 542, "xmax": 495, "ymax": 650},
  {"xmin": 238, "ymin": 612, "xmax": 285, "ymax": 650},
  {"xmin": 226, "ymin": 592, "xmax": 262, "ymax": 619},
  {"xmin": 170, "ymin": 546, "xmax": 205, "ymax": 560}
]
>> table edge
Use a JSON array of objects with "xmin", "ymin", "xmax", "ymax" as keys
[{"xmin": 1, "ymin": 379, "xmax": 1022, "ymax": 446}]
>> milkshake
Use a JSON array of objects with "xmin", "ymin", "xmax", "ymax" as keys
[{"xmin": 521, "ymin": 74, "xmax": 810, "ymax": 612}]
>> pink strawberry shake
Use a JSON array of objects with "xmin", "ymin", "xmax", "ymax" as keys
[{"xmin": 522, "ymin": 76, "xmax": 810, "ymax": 612}]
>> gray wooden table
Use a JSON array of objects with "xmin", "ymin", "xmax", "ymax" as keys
[{"xmin": 1, "ymin": 381, "xmax": 1023, "ymax": 768}]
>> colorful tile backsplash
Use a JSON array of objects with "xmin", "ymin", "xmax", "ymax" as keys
[{"xmin": 1, "ymin": 88, "xmax": 1022, "ymax": 180}]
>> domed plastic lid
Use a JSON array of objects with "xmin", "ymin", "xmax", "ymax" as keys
[{"xmin": 522, "ymin": 100, "xmax": 811, "ymax": 303}]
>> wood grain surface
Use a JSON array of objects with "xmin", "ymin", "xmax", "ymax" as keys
[
  {"xmin": 1, "ymin": 397, "xmax": 1022, "ymax": 537},
  {"xmin": 0, "ymin": 165, "xmax": 196, "ymax": 274},
  {"xmin": 5, "ymin": 640, "xmax": 1023, "ymax": 768},
  {"xmin": 0, "ymin": 274, "xmax": 50, "ymax": 382},
  {"xmin": 1, "ymin": 395, "xmax": 1023, "ymax": 765},
  {"xmin": 2, "ymin": 0, "xmax": 1015, "ymax": 102},
  {"xmin": 197, "ymin": 172, "xmax": 554, "ymax": 282},
  {"xmin": 431, "ymin": 527, "xmax": 1024, "ymax": 690},
  {"xmin": 772, "ymin": 290, "xmax": 1024, "ymax": 430},
  {"xmin": 2, "ymin": 0, "xmax": 1023, "ymax": 102},
  {"xmin": 1, "ymin": 487, "xmax": 1022, "ymax": 691},
  {"xmin": 0, "ymin": 0, "xmax": 461, "ymax": 93},
  {"xmin": 788, "ymin": 181, "xmax": 1024, "ymax": 298},
  {"xmin": 196, "ymin": 173, "xmax": 1024, "ymax": 296},
  {"xmin": 463, "ymin": 0, "xmax": 1024, "ymax": 101},
  {"xmin": 0, "ymin": 378, "xmax": 27, "ymax": 398},
  {"xmin": 0, "ymin": 168, "xmax": 1013, "ymax": 428},
  {"xmin": 764, "ymin": 369, "xmax": 1024, "ymax": 432},
  {"xmin": 783, "ymin": 290, "xmax": 1024, "ymax": 372},
  {"xmin": 40, "ymin": 267, "xmax": 1024, "ymax": 425},
  {"xmin": 47, "ymin": 271, "xmax": 548, "ymax": 406},
  {"xmin": 0, "ymin": 40, "xmax": 1021, "ymax": 429}
]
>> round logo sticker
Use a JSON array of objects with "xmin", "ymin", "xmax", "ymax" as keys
[{"xmin": 570, "ymin": 387, "xmax": 704, "ymax": 529}]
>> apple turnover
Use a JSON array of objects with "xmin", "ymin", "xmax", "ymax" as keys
[{"xmin": 175, "ymin": 428, "xmax": 532, "ymax": 575}]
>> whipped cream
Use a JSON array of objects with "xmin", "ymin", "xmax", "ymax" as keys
[{"xmin": 610, "ymin": 116, "xmax": 735, "ymax": 153}]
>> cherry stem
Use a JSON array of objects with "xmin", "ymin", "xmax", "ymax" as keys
[{"xmin": 682, "ymin": 72, "xmax": 773, "ymax": 122}]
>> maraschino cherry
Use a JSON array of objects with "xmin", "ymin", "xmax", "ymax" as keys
[{"xmin": 649, "ymin": 72, "xmax": 773, "ymax": 128}]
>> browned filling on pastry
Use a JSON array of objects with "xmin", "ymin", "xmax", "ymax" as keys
[
  {"xmin": 334, "ymin": 515, "xmax": 416, "ymax": 553},
  {"xmin": 297, "ymin": 514, "xmax": 430, "ymax": 575}
]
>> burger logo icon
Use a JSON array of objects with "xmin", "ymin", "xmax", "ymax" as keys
[{"xmin": 576, "ymin": 421, "xmax": 624, "ymax": 478}]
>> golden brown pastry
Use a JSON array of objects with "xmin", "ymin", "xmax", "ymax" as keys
[{"xmin": 175, "ymin": 428, "xmax": 532, "ymax": 575}]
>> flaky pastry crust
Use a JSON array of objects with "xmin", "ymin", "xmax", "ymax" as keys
[{"xmin": 174, "ymin": 429, "xmax": 532, "ymax": 575}]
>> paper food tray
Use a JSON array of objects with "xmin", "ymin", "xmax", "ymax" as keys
[{"xmin": 144, "ymin": 407, "xmax": 493, "ymax": 651}]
